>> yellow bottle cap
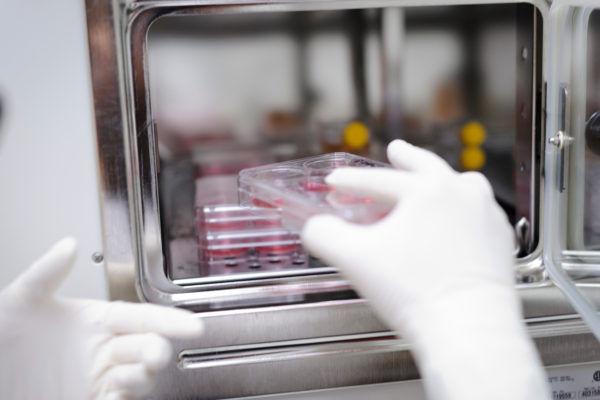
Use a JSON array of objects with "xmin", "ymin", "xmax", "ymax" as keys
[
  {"xmin": 460, "ymin": 121, "xmax": 486, "ymax": 147},
  {"xmin": 343, "ymin": 121, "xmax": 370, "ymax": 150},
  {"xmin": 460, "ymin": 147, "xmax": 486, "ymax": 171}
]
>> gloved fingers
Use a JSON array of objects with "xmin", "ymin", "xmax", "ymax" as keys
[
  {"xmin": 325, "ymin": 167, "xmax": 417, "ymax": 204},
  {"xmin": 459, "ymin": 171, "xmax": 494, "ymax": 199},
  {"xmin": 9, "ymin": 237, "xmax": 77, "ymax": 301},
  {"xmin": 387, "ymin": 139, "xmax": 453, "ymax": 175},
  {"xmin": 457, "ymin": 172, "xmax": 512, "ymax": 237},
  {"xmin": 102, "ymin": 363, "xmax": 156, "ymax": 398},
  {"xmin": 103, "ymin": 302, "xmax": 204, "ymax": 338},
  {"xmin": 302, "ymin": 214, "xmax": 370, "ymax": 271},
  {"xmin": 94, "ymin": 333, "xmax": 172, "ymax": 375}
]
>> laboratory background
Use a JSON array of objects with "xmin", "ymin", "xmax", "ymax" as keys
[{"xmin": 3, "ymin": 0, "xmax": 600, "ymax": 398}]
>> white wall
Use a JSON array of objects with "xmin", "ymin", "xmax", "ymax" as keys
[{"xmin": 0, "ymin": 0, "xmax": 106, "ymax": 299}]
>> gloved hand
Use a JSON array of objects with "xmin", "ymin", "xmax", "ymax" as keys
[
  {"xmin": 302, "ymin": 140, "xmax": 550, "ymax": 400},
  {"xmin": 0, "ymin": 238, "xmax": 203, "ymax": 400}
]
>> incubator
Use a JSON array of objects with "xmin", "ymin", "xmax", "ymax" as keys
[{"xmin": 83, "ymin": 0, "xmax": 600, "ymax": 398}]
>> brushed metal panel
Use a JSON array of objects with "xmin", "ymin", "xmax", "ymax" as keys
[
  {"xmin": 150, "ymin": 320, "xmax": 600, "ymax": 399},
  {"xmin": 86, "ymin": 0, "xmax": 140, "ymax": 302},
  {"xmin": 154, "ymin": 339, "xmax": 418, "ymax": 399},
  {"xmin": 150, "ymin": 284, "xmax": 599, "ymax": 352}
]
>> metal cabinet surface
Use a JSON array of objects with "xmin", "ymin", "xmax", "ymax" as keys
[{"xmin": 85, "ymin": 0, "xmax": 600, "ymax": 398}]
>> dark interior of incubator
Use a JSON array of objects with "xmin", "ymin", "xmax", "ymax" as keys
[
  {"xmin": 148, "ymin": 4, "xmax": 543, "ymax": 284},
  {"xmin": 583, "ymin": 10, "xmax": 600, "ymax": 249}
]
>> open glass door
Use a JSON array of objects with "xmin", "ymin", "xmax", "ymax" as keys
[{"xmin": 545, "ymin": 0, "xmax": 600, "ymax": 340}]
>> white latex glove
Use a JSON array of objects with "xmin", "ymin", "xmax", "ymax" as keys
[
  {"xmin": 0, "ymin": 238, "xmax": 203, "ymax": 400},
  {"xmin": 302, "ymin": 140, "xmax": 550, "ymax": 400}
]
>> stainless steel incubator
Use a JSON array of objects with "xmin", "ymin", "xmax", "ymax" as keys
[{"xmin": 85, "ymin": 0, "xmax": 600, "ymax": 398}]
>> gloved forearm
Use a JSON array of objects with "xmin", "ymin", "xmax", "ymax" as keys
[{"xmin": 401, "ymin": 285, "xmax": 547, "ymax": 400}]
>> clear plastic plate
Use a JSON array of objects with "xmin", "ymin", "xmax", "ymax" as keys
[
  {"xmin": 195, "ymin": 205, "xmax": 303, "ymax": 262},
  {"xmin": 238, "ymin": 153, "xmax": 393, "ymax": 230}
]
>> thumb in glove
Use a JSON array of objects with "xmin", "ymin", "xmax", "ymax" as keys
[{"xmin": 0, "ymin": 238, "xmax": 203, "ymax": 400}]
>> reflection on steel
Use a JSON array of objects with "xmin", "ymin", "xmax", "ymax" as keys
[
  {"xmin": 515, "ymin": 216, "xmax": 531, "ymax": 257},
  {"xmin": 86, "ymin": 0, "xmax": 139, "ymax": 302},
  {"xmin": 514, "ymin": 3, "xmax": 542, "ymax": 258}
]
